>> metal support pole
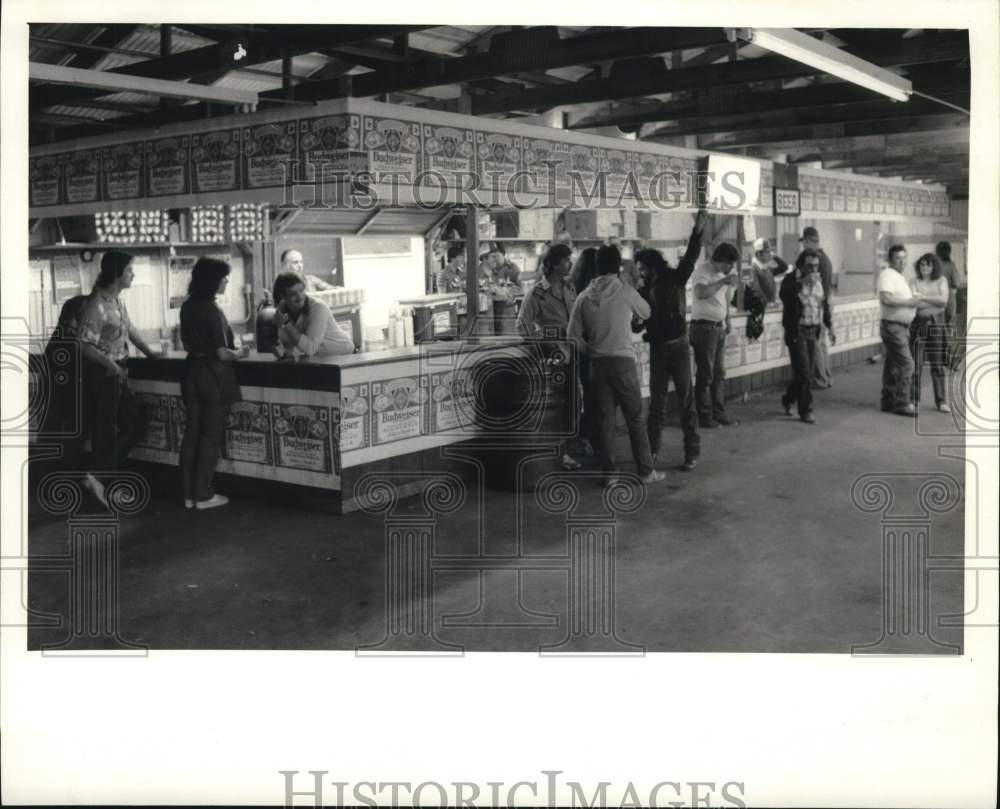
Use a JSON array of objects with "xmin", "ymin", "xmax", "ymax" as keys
[{"xmin": 465, "ymin": 207, "xmax": 480, "ymax": 339}]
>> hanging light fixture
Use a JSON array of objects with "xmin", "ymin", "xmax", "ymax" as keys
[{"xmin": 739, "ymin": 28, "xmax": 913, "ymax": 102}]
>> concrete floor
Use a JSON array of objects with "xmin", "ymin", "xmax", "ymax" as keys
[{"xmin": 26, "ymin": 360, "xmax": 965, "ymax": 654}]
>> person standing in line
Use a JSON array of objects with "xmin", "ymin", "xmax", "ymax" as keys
[
  {"xmin": 179, "ymin": 257, "xmax": 244, "ymax": 510},
  {"xmin": 517, "ymin": 242, "xmax": 580, "ymax": 470},
  {"xmin": 42, "ymin": 294, "xmax": 106, "ymax": 506},
  {"xmin": 798, "ymin": 227, "xmax": 835, "ymax": 389},
  {"xmin": 750, "ymin": 237, "xmax": 789, "ymax": 304},
  {"xmin": 689, "ymin": 242, "xmax": 740, "ymax": 428},
  {"xmin": 779, "ymin": 250, "xmax": 835, "ymax": 425},
  {"xmin": 934, "ymin": 241, "xmax": 962, "ymax": 361},
  {"xmin": 570, "ymin": 247, "xmax": 599, "ymax": 457},
  {"xmin": 877, "ymin": 245, "xmax": 922, "ymax": 417},
  {"xmin": 909, "ymin": 253, "xmax": 951, "ymax": 413},
  {"xmin": 633, "ymin": 210, "xmax": 707, "ymax": 471},
  {"xmin": 77, "ymin": 251, "xmax": 155, "ymax": 478},
  {"xmin": 568, "ymin": 244, "xmax": 664, "ymax": 486}
]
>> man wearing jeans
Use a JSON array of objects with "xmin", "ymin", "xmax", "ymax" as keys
[
  {"xmin": 798, "ymin": 227, "xmax": 835, "ymax": 389},
  {"xmin": 877, "ymin": 244, "xmax": 921, "ymax": 417},
  {"xmin": 689, "ymin": 242, "xmax": 740, "ymax": 428},
  {"xmin": 780, "ymin": 250, "xmax": 835, "ymax": 424},
  {"xmin": 568, "ymin": 244, "xmax": 664, "ymax": 485},
  {"xmin": 633, "ymin": 210, "xmax": 706, "ymax": 471}
]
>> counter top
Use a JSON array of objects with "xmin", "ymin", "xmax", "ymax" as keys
[{"xmin": 144, "ymin": 337, "xmax": 530, "ymax": 369}]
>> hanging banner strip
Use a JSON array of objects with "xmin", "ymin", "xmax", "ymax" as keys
[{"xmin": 29, "ymin": 98, "xmax": 950, "ymax": 220}]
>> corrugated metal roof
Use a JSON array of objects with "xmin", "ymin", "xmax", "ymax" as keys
[
  {"xmin": 409, "ymin": 26, "xmax": 493, "ymax": 55},
  {"xmin": 91, "ymin": 24, "xmax": 214, "ymax": 72}
]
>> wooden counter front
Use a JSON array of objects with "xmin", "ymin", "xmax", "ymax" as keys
[{"xmin": 126, "ymin": 338, "xmax": 539, "ymax": 512}]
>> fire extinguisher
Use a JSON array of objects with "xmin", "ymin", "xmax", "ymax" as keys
[{"xmin": 255, "ymin": 291, "xmax": 278, "ymax": 354}]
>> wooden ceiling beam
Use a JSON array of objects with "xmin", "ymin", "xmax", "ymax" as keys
[
  {"xmin": 697, "ymin": 113, "xmax": 967, "ymax": 149},
  {"xmin": 822, "ymin": 147, "xmax": 970, "ymax": 169},
  {"xmin": 473, "ymin": 31, "xmax": 968, "ymax": 116},
  {"xmin": 570, "ymin": 69, "xmax": 969, "ymax": 130},
  {"xmin": 643, "ymin": 93, "xmax": 968, "ymax": 139},
  {"xmin": 314, "ymin": 26, "xmax": 725, "ymax": 104},
  {"xmin": 31, "ymin": 24, "xmax": 429, "ymax": 109}
]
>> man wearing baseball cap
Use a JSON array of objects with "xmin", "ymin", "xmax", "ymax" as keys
[
  {"xmin": 751, "ymin": 237, "xmax": 789, "ymax": 304},
  {"xmin": 798, "ymin": 227, "xmax": 835, "ymax": 388}
]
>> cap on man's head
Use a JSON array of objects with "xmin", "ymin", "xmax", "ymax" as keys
[
  {"xmin": 753, "ymin": 237, "xmax": 772, "ymax": 253},
  {"xmin": 799, "ymin": 226, "xmax": 819, "ymax": 242}
]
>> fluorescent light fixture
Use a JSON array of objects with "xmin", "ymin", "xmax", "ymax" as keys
[
  {"xmin": 749, "ymin": 28, "xmax": 913, "ymax": 102},
  {"xmin": 29, "ymin": 62, "xmax": 259, "ymax": 106}
]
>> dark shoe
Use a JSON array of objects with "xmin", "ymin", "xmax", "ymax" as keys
[
  {"xmin": 782, "ymin": 399, "xmax": 792, "ymax": 416},
  {"xmin": 714, "ymin": 414, "xmax": 738, "ymax": 426},
  {"xmin": 680, "ymin": 458, "xmax": 697, "ymax": 472},
  {"xmin": 881, "ymin": 404, "xmax": 894, "ymax": 413},
  {"xmin": 800, "ymin": 413, "xmax": 816, "ymax": 424},
  {"xmin": 893, "ymin": 404, "xmax": 917, "ymax": 418}
]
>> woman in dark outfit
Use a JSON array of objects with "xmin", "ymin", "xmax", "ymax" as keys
[{"xmin": 179, "ymin": 258, "xmax": 242, "ymax": 510}]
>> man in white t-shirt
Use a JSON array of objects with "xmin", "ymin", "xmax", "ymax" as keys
[
  {"xmin": 689, "ymin": 241, "xmax": 740, "ymax": 427},
  {"xmin": 877, "ymin": 244, "xmax": 923, "ymax": 416}
]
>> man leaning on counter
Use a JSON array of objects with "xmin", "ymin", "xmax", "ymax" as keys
[{"xmin": 272, "ymin": 272, "xmax": 356, "ymax": 359}]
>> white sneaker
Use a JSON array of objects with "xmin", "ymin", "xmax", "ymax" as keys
[
  {"xmin": 184, "ymin": 499, "xmax": 195, "ymax": 509},
  {"xmin": 561, "ymin": 454, "xmax": 582, "ymax": 470},
  {"xmin": 639, "ymin": 470, "xmax": 666, "ymax": 484},
  {"xmin": 195, "ymin": 494, "xmax": 229, "ymax": 510},
  {"xmin": 82, "ymin": 474, "xmax": 108, "ymax": 508},
  {"xmin": 937, "ymin": 403, "xmax": 951, "ymax": 413}
]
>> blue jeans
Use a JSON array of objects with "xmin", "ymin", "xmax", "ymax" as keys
[
  {"xmin": 783, "ymin": 325, "xmax": 819, "ymax": 416},
  {"xmin": 590, "ymin": 356, "xmax": 654, "ymax": 477},
  {"xmin": 180, "ymin": 360, "xmax": 231, "ymax": 502},
  {"xmin": 647, "ymin": 338, "xmax": 700, "ymax": 461},
  {"xmin": 880, "ymin": 320, "xmax": 915, "ymax": 410},
  {"xmin": 689, "ymin": 320, "xmax": 727, "ymax": 422},
  {"xmin": 909, "ymin": 314, "xmax": 949, "ymax": 406}
]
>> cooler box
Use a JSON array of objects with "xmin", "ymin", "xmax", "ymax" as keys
[{"xmin": 399, "ymin": 294, "xmax": 460, "ymax": 342}]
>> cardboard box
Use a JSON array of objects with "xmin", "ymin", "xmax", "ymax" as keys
[{"xmin": 564, "ymin": 209, "xmax": 623, "ymax": 240}]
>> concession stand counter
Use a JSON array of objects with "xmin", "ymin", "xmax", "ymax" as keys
[
  {"xmin": 27, "ymin": 97, "xmax": 952, "ymax": 510},
  {"xmin": 126, "ymin": 337, "xmax": 569, "ymax": 513}
]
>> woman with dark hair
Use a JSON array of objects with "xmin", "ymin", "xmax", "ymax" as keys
[
  {"xmin": 934, "ymin": 240, "xmax": 962, "ymax": 362},
  {"xmin": 78, "ymin": 250, "xmax": 156, "ymax": 480},
  {"xmin": 517, "ymin": 242, "xmax": 582, "ymax": 468},
  {"xmin": 909, "ymin": 252, "xmax": 950, "ymax": 412},
  {"xmin": 179, "ymin": 257, "xmax": 243, "ymax": 510},
  {"xmin": 632, "ymin": 209, "xmax": 706, "ymax": 468}
]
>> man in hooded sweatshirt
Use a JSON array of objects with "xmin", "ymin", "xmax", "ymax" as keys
[{"xmin": 568, "ymin": 244, "xmax": 665, "ymax": 485}]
